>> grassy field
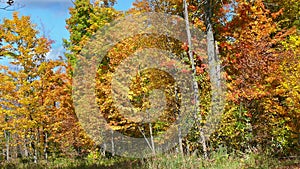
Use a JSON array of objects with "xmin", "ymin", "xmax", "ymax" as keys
[{"xmin": 1, "ymin": 149, "xmax": 299, "ymax": 169}]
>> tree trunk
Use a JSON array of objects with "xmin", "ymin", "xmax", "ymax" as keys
[
  {"xmin": 175, "ymin": 87, "xmax": 184, "ymax": 155},
  {"xmin": 102, "ymin": 142, "xmax": 106, "ymax": 156},
  {"xmin": 138, "ymin": 126, "xmax": 153, "ymax": 154},
  {"xmin": 24, "ymin": 130, "xmax": 29, "ymax": 158},
  {"xmin": 183, "ymin": 0, "xmax": 208, "ymax": 159},
  {"xmin": 205, "ymin": 0, "xmax": 222, "ymax": 114},
  {"xmin": 24, "ymin": 142, "xmax": 28, "ymax": 157},
  {"xmin": 149, "ymin": 122, "xmax": 155, "ymax": 155},
  {"xmin": 44, "ymin": 131, "xmax": 48, "ymax": 162},
  {"xmin": 32, "ymin": 133, "xmax": 37, "ymax": 163},
  {"xmin": 204, "ymin": 0, "xmax": 223, "ymax": 159},
  {"xmin": 2, "ymin": 146, "xmax": 5, "ymax": 160},
  {"xmin": 111, "ymin": 129, "xmax": 115, "ymax": 156},
  {"xmin": 5, "ymin": 130, "xmax": 10, "ymax": 161},
  {"xmin": 33, "ymin": 148, "xmax": 37, "ymax": 164}
]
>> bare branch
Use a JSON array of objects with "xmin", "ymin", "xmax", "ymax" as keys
[{"xmin": 0, "ymin": 0, "xmax": 24, "ymax": 11}]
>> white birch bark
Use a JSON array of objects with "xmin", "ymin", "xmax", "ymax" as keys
[{"xmin": 183, "ymin": 0, "xmax": 208, "ymax": 159}]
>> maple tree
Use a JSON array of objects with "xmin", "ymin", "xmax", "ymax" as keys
[
  {"xmin": 0, "ymin": 12, "xmax": 88, "ymax": 162},
  {"xmin": 130, "ymin": 0, "xmax": 232, "ymax": 155},
  {"xmin": 67, "ymin": 0, "xmax": 206, "ymax": 156},
  {"xmin": 0, "ymin": 0, "xmax": 298, "ymax": 164},
  {"xmin": 64, "ymin": 0, "xmax": 119, "ymax": 71},
  {"xmin": 263, "ymin": 0, "xmax": 300, "ymax": 29},
  {"xmin": 212, "ymin": 0, "xmax": 300, "ymax": 155},
  {"xmin": 63, "ymin": 0, "xmax": 122, "ymax": 156}
]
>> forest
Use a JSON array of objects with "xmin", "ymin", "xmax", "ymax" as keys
[{"xmin": 0, "ymin": 0, "xmax": 299, "ymax": 168}]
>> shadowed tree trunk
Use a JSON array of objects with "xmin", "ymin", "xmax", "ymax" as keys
[
  {"xmin": 44, "ymin": 131, "xmax": 48, "ymax": 162},
  {"xmin": 5, "ymin": 130, "xmax": 10, "ymax": 161}
]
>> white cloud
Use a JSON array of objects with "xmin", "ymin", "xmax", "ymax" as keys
[{"xmin": 46, "ymin": 47, "xmax": 66, "ymax": 61}]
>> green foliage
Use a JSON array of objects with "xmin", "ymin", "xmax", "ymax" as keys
[{"xmin": 63, "ymin": 0, "xmax": 120, "ymax": 69}]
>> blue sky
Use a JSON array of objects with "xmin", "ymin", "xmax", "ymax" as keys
[{"xmin": 0, "ymin": 0, "xmax": 135, "ymax": 65}]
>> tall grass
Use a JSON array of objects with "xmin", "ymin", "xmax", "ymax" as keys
[
  {"xmin": 0, "ymin": 148, "xmax": 299, "ymax": 169},
  {"xmin": 145, "ymin": 147, "xmax": 299, "ymax": 169},
  {"xmin": 146, "ymin": 147, "xmax": 241, "ymax": 169}
]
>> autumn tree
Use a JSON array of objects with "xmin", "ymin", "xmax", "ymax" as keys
[
  {"xmin": 263, "ymin": 0, "xmax": 300, "ymax": 29},
  {"xmin": 0, "ymin": 12, "xmax": 84, "ymax": 162},
  {"xmin": 214, "ymin": 0, "xmax": 299, "ymax": 155},
  {"xmin": 64, "ymin": 0, "xmax": 121, "ymax": 156},
  {"xmin": 64, "ymin": 0, "xmax": 299, "ymax": 158},
  {"xmin": 64, "ymin": 0, "xmax": 119, "ymax": 69},
  {"xmin": 0, "ymin": 12, "xmax": 54, "ymax": 162},
  {"xmin": 129, "ymin": 0, "xmax": 232, "ymax": 156}
]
